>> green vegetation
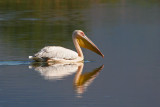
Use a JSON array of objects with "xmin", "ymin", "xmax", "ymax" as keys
[{"xmin": 0, "ymin": 0, "xmax": 159, "ymax": 53}]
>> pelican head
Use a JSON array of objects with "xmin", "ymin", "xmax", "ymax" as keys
[{"xmin": 72, "ymin": 30, "xmax": 104, "ymax": 58}]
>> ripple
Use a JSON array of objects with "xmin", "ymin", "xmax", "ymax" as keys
[{"xmin": 0, "ymin": 61, "xmax": 31, "ymax": 65}]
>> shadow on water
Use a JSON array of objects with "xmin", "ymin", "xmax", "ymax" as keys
[{"xmin": 0, "ymin": 60, "xmax": 92, "ymax": 66}]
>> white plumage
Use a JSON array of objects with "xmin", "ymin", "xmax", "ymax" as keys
[
  {"xmin": 29, "ymin": 30, "xmax": 104, "ymax": 62},
  {"xmin": 35, "ymin": 46, "xmax": 78, "ymax": 60}
]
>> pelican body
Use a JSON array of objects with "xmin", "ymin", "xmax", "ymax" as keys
[{"xmin": 29, "ymin": 30, "xmax": 104, "ymax": 62}]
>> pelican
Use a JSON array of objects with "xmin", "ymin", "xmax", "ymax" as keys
[{"xmin": 29, "ymin": 30, "xmax": 104, "ymax": 62}]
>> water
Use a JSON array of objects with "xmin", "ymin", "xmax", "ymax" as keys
[{"xmin": 0, "ymin": 0, "xmax": 160, "ymax": 107}]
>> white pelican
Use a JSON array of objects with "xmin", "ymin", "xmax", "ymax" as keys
[{"xmin": 29, "ymin": 30, "xmax": 104, "ymax": 62}]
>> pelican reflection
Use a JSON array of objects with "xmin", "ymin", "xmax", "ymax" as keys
[
  {"xmin": 74, "ymin": 64, "xmax": 104, "ymax": 97},
  {"xmin": 29, "ymin": 62, "xmax": 104, "ymax": 96},
  {"xmin": 29, "ymin": 62, "xmax": 80, "ymax": 80}
]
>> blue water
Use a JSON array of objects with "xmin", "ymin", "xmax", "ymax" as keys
[
  {"xmin": 0, "ymin": 61, "xmax": 31, "ymax": 65},
  {"xmin": 0, "ymin": 0, "xmax": 160, "ymax": 107}
]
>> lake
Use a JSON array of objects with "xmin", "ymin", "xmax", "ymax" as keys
[{"xmin": 0, "ymin": 0, "xmax": 160, "ymax": 107}]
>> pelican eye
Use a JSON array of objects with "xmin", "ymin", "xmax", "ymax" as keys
[{"xmin": 80, "ymin": 32, "xmax": 85, "ymax": 36}]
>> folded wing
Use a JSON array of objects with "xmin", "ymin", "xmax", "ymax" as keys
[{"xmin": 35, "ymin": 46, "xmax": 78, "ymax": 60}]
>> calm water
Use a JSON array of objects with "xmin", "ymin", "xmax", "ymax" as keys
[{"xmin": 0, "ymin": 0, "xmax": 160, "ymax": 107}]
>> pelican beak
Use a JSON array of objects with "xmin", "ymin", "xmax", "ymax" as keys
[{"xmin": 77, "ymin": 35, "xmax": 104, "ymax": 58}]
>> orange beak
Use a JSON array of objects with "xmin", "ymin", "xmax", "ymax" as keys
[{"xmin": 77, "ymin": 35, "xmax": 104, "ymax": 58}]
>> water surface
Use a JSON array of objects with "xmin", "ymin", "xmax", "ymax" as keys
[{"xmin": 0, "ymin": 0, "xmax": 160, "ymax": 107}]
